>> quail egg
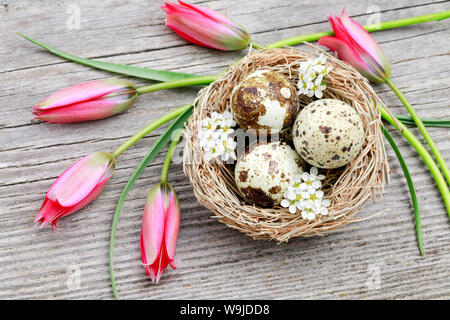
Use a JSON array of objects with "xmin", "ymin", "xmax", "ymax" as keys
[
  {"xmin": 234, "ymin": 141, "xmax": 304, "ymax": 206},
  {"xmin": 293, "ymin": 99, "xmax": 365, "ymax": 169},
  {"xmin": 231, "ymin": 70, "xmax": 299, "ymax": 133}
]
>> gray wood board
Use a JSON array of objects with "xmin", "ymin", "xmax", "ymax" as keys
[{"xmin": 0, "ymin": 0, "xmax": 449, "ymax": 299}]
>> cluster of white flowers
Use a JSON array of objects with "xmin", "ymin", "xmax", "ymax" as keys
[
  {"xmin": 280, "ymin": 167, "xmax": 330, "ymax": 220},
  {"xmin": 297, "ymin": 54, "xmax": 333, "ymax": 99},
  {"xmin": 199, "ymin": 111, "xmax": 237, "ymax": 162}
]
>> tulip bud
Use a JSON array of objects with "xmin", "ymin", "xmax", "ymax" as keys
[
  {"xmin": 318, "ymin": 9, "xmax": 391, "ymax": 83},
  {"xmin": 34, "ymin": 152, "xmax": 115, "ymax": 229},
  {"xmin": 140, "ymin": 183, "xmax": 180, "ymax": 283},
  {"xmin": 161, "ymin": 0, "xmax": 250, "ymax": 51},
  {"xmin": 33, "ymin": 79, "xmax": 137, "ymax": 123}
]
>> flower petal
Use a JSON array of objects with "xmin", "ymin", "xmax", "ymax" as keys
[
  {"xmin": 141, "ymin": 185, "xmax": 166, "ymax": 267},
  {"xmin": 318, "ymin": 36, "xmax": 384, "ymax": 82},
  {"xmin": 340, "ymin": 9, "xmax": 389, "ymax": 73},
  {"xmin": 35, "ymin": 79, "xmax": 129, "ymax": 111},
  {"xmin": 164, "ymin": 185, "xmax": 180, "ymax": 262},
  {"xmin": 289, "ymin": 205, "xmax": 297, "ymax": 214},
  {"xmin": 162, "ymin": 1, "xmax": 249, "ymax": 51},
  {"xmin": 48, "ymin": 152, "xmax": 115, "ymax": 207},
  {"xmin": 33, "ymin": 198, "xmax": 68, "ymax": 229},
  {"xmin": 280, "ymin": 199, "xmax": 290, "ymax": 208},
  {"xmin": 34, "ymin": 100, "xmax": 119, "ymax": 123},
  {"xmin": 177, "ymin": 0, "xmax": 235, "ymax": 26}
]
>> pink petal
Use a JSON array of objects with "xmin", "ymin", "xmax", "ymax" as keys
[
  {"xmin": 328, "ymin": 13, "xmax": 352, "ymax": 44},
  {"xmin": 47, "ymin": 152, "xmax": 114, "ymax": 207},
  {"xmin": 141, "ymin": 186, "xmax": 166, "ymax": 267},
  {"xmin": 162, "ymin": 1, "xmax": 248, "ymax": 51},
  {"xmin": 154, "ymin": 246, "xmax": 170, "ymax": 284},
  {"xmin": 52, "ymin": 176, "xmax": 110, "ymax": 227},
  {"xmin": 165, "ymin": 12, "xmax": 235, "ymax": 50},
  {"xmin": 35, "ymin": 79, "xmax": 125, "ymax": 111},
  {"xmin": 34, "ymin": 198, "xmax": 68, "ymax": 229},
  {"xmin": 164, "ymin": 191, "xmax": 180, "ymax": 262},
  {"xmin": 340, "ymin": 9, "xmax": 389, "ymax": 68},
  {"xmin": 318, "ymin": 36, "xmax": 373, "ymax": 73},
  {"xmin": 177, "ymin": 0, "xmax": 235, "ymax": 26},
  {"xmin": 34, "ymin": 100, "xmax": 119, "ymax": 123}
]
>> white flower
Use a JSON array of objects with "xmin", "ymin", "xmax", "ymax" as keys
[
  {"xmin": 301, "ymin": 208, "xmax": 316, "ymax": 221},
  {"xmin": 300, "ymin": 166, "xmax": 325, "ymax": 192},
  {"xmin": 220, "ymin": 136, "xmax": 237, "ymax": 161},
  {"xmin": 297, "ymin": 54, "xmax": 332, "ymax": 98},
  {"xmin": 311, "ymin": 76, "xmax": 327, "ymax": 99},
  {"xmin": 281, "ymin": 166, "xmax": 330, "ymax": 219},
  {"xmin": 199, "ymin": 111, "xmax": 237, "ymax": 162}
]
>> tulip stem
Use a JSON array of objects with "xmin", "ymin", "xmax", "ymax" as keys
[
  {"xmin": 136, "ymin": 76, "xmax": 218, "ymax": 95},
  {"xmin": 160, "ymin": 130, "xmax": 183, "ymax": 183},
  {"xmin": 385, "ymin": 78, "xmax": 450, "ymax": 186},
  {"xmin": 111, "ymin": 104, "xmax": 191, "ymax": 158},
  {"xmin": 378, "ymin": 104, "xmax": 450, "ymax": 216},
  {"xmin": 266, "ymin": 11, "xmax": 450, "ymax": 48},
  {"xmin": 250, "ymin": 41, "xmax": 266, "ymax": 49}
]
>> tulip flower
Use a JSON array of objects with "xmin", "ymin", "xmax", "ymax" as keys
[
  {"xmin": 34, "ymin": 152, "xmax": 115, "ymax": 229},
  {"xmin": 161, "ymin": 0, "xmax": 250, "ymax": 51},
  {"xmin": 140, "ymin": 183, "xmax": 180, "ymax": 283},
  {"xmin": 318, "ymin": 9, "xmax": 391, "ymax": 83},
  {"xmin": 33, "ymin": 79, "xmax": 137, "ymax": 123}
]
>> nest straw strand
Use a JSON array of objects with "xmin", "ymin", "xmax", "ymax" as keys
[{"xmin": 183, "ymin": 47, "xmax": 389, "ymax": 242}]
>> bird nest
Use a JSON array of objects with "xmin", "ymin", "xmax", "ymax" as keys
[{"xmin": 183, "ymin": 47, "xmax": 389, "ymax": 242}]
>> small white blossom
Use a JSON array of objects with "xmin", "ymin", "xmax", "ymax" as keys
[
  {"xmin": 297, "ymin": 54, "xmax": 333, "ymax": 99},
  {"xmin": 300, "ymin": 166, "xmax": 325, "ymax": 192},
  {"xmin": 281, "ymin": 167, "xmax": 330, "ymax": 220},
  {"xmin": 199, "ymin": 111, "xmax": 237, "ymax": 162}
]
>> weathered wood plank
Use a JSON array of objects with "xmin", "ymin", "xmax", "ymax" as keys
[{"xmin": 0, "ymin": 0, "xmax": 449, "ymax": 299}]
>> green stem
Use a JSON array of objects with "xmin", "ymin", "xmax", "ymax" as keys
[
  {"xmin": 136, "ymin": 76, "xmax": 218, "ymax": 95},
  {"xmin": 266, "ymin": 11, "xmax": 450, "ymax": 48},
  {"xmin": 250, "ymin": 41, "xmax": 266, "ymax": 49},
  {"xmin": 111, "ymin": 104, "xmax": 191, "ymax": 158},
  {"xmin": 379, "ymin": 104, "xmax": 450, "ymax": 216},
  {"xmin": 160, "ymin": 130, "xmax": 183, "ymax": 183},
  {"xmin": 382, "ymin": 126, "xmax": 423, "ymax": 255},
  {"xmin": 385, "ymin": 78, "xmax": 450, "ymax": 185}
]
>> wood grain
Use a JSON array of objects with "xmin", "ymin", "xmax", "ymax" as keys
[{"xmin": 0, "ymin": 0, "xmax": 449, "ymax": 299}]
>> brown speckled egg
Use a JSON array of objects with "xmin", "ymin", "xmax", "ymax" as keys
[
  {"xmin": 234, "ymin": 141, "xmax": 304, "ymax": 206},
  {"xmin": 231, "ymin": 70, "xmax": 299, "ymax": 133},
  {"xmin": 293, "ymin": 99, "xmax": 365, "ymax": 169}
]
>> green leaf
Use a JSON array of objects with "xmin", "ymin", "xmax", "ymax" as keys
[
  {"xmin": 382, "ymin": 126, "xmax": 423, "ymax": 255},
  {"xmin": 109, "ymin": 105, "xmax": 193, "ymax": 300},
  {"xmin": 395, "ymin": 114, "xmax": 450, "ymax": 128},
  {"xmin": 19, "ymin": 34, "xmax": 201, "ymax": 82}
]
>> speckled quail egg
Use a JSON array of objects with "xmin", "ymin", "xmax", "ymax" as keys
[
  {"xmin": 231, "ymin": 70, "xmax": 299, "ymax": 133},
  {"xmin": 234, "ymin": 141, "xmax": 304, "ymax": 206},
  {"xmin": 293, "ymin": 99, "xmax": 365, "ymax": 169}
]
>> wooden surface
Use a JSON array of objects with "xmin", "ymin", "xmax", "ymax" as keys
[{"xmin": 0, "ymin": 0, "xmax": 449, "ymax": 300}]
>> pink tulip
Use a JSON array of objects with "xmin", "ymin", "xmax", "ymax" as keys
[
  {"xmin": 33, "ymin": 79, "xmax": 137, "ymax": 123},
  {"xmin": 318, "ymin": 9, "xmax": 391, "ymax": 83},
  {"xmin": 161, "ymin": 0, "xmax": 250, "ymax": 51},
  {"xmin": 140, "ymin": 183, "xmax": 180, "ymax": 283},
  {"xmin": 34, "ymin": 152, "xmax": 115, "ymax": 229}
]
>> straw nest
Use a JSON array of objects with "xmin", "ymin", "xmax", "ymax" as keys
[{"xmin": 183, "ymin": 46, "xmax": 389, "ymax": 242}]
